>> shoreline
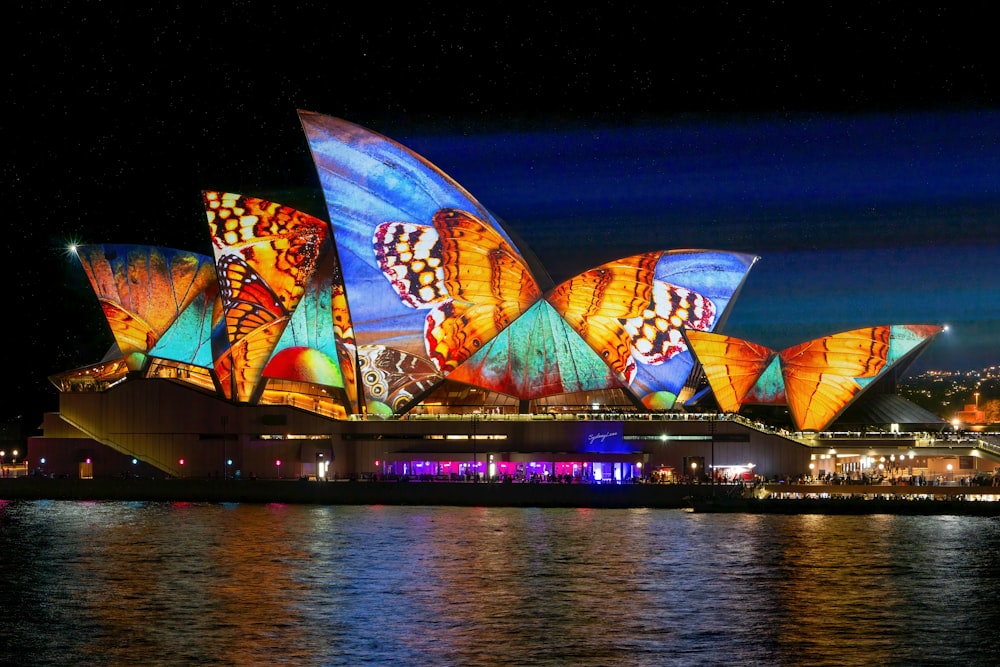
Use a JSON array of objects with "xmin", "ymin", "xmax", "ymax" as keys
[
  {"xmin": 689, "ymin": 483, "xmax": 1000, "ymax": 515},
  {"xmin": 687, "ymin": 495, "xmax": 1000, "ymax": 516},
  {"xmin": 4, "ymin": 478, "xmax": 1000, "ymax": 514},
  {"xmin": 0, "ymin": 477, "xmax": 708, "ymax": 509}
]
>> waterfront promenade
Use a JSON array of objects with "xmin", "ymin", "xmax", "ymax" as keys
[
  {"xmin": 4, "ymin": 477, "xmax": 999, "ymax": 511},
  {"xmin": 0, "ymin": 477, "xmax": 711, "ymax": 508}
]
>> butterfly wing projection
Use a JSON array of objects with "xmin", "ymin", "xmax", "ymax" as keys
[
  {"xmin": 205, "ymin": 191, "xmax": 330, "ymax": 402},
  {"xmin": 357, "ymin": 344, "xmax": 442, "ymax": 415},
  {"xmin": 779, "ymin": 326, "xmax": 891, "ymax": 431},
  {"xmin": 547, "ymin": 250, "xmax": 755, "ymax": 409},
  {"xmin": 686, "ymin": 326, "xmax": 899, "ymax": 431},
  {"xmin": 213, "ymin": 254, "xmax": 289, "ymax": 400},
  {"xmin": 623, "ymin": 282, "xmax": 716, "ymax": 365},
  {"xmin": 76, "ymin": 245, "xmax": 218, "ymax": 371},
  {"xmin": 633, "ymin": 250, "xmax": 758, "ymax": 408},
  {"xmin": 262, "ymin": 245, "xmax": 355, "ymax": 399},
  {"xmin": 301, "ymin": 112, "xmax": 759, "ymax": 411},
  {"xmin": 682, "ymin": 331, "xmax": 776, "ymax": 413},
  {"xmin": 217, "ymin": 255, "xmax": 286, "ymax": 338},
  {"xmin": 444, "ymin": 300, "xmax": 624, "ymax": 399},
  {"xmin": 331, "ymin": 279, "xmax": 359, "ymax": 408},
  {"xmin": 150, "ymin": 278, "xmax": 220, "ymax": 370},
  {"xmin": 301, "ymin": 112, "xmax": 550, "ymax": 412},
  {"xmin": 374, "ymin": 208, "xmax": 542, "ymax": 374},
  {"xmin": 547, "ymin": 252, "xmax": 659, "ymax": 384},
  {"xmin": 100, "ymin": 302, "xmax": 156, "ymax": 368}
]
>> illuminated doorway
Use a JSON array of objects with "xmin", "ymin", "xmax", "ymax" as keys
[{"xmin": 316, "ymin": 452, "xmax": 330, "ymax": 481}]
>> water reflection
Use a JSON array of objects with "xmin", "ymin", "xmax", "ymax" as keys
[{"xmin": 1, "ymin": 501, "xmax": 999, "ymax": 666}]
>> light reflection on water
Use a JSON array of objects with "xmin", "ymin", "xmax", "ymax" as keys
[{"xmin": 1, "ymin": 500, "xmax": 999, "ymax": 666}]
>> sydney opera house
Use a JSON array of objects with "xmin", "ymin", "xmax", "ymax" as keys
[{"xmin": 28, "ymin": 112, "xmax": 998, "ymax": 483}]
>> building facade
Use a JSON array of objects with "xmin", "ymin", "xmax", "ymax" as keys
[{"xmin": 31, "ymin": 112, "xmax": 992, "ymax": 482}]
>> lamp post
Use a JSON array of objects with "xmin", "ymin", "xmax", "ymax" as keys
[
  {"xmin": 710, "ymin": 413, "xmax": 715, "ymax": 486},
  {"xmin": 275, "ymin": 459, "xmax": 282, "ymax": 480},
  {"xmin": 222, "ymin": 415, "xmax": 228, "ymax": 480},
  {"xmin": 472, "ymin": 412, "xmax": 478, "ymax": 483}
]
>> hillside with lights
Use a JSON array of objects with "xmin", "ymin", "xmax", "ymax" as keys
[{"xmin": 900, "ymin": 365, "xmax": 1000, "ymax": 428}]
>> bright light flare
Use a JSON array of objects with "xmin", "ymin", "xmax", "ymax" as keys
[{"xmin": 63, "ymin": 238, "xmax": 82, "ymax": 259}]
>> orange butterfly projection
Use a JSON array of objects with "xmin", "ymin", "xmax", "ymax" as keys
[
  {"xmin": 685, "ymin": 325, "xmax": 942, "ymax": 431},
  {"xmin": 375, "ymin": 209, "xmax": 722, "ymax": 398},
  {"xmin": 301, "ymin": 111, "xmax": 750, "ymax": 413},
  {"xmin": 547, "ymin": 253, "xmax": 717, "ymax": 386},
  {"xmin": 260, "ymin": 247, "xmax": 355, "ymax": 401},
  {"xmin": 205, "ymin": 191, "xmax": 331, "ymax": 402},
  {"xmin": 374, "ymin": 209, "xmax": 542, "ymax": 374},
  {"xmin": 75, "ymin": 245, "xmax": 218, "ymax": 372}
]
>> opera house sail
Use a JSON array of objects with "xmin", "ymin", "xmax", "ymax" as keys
[{"xmin": 34, "ymin": 112, "xmax": 949, "ymax": 482}]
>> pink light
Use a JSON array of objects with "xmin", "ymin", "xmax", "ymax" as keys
[
  {"xmin": 275, "ymin": 459, "xmax": 281, "ymax": 466},
  {"xmin": 179, "ymin": 458, "xmax": 185, "ymax": 465}
]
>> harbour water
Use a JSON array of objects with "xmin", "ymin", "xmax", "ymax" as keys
[{"xmin": 1, "ymin": 500, "xmax": 998, "ymax": 666}]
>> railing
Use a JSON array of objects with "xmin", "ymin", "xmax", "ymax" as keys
[
  {"xmin": 978, "ymin": 434, "xmax": 1000, "ymax": 456},
  {"xmin": 375, "ymin": 410, "xmax": 739, "ymax": 422},
  {"xmin": 368, "ymin": 411, "xmax": 1000, "ymax": 459}
]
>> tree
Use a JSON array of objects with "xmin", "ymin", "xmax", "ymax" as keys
[{"xmin": 983, "ymin": 399, "xmax": 1000, "ymax": 425}]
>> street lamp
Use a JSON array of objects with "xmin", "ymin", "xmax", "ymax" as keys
[
  {"xmin": 472, "ymin": 412, "xmax": 478, "ymax": 483},
  {"xmin": 222, "ymin": 415, "xmax": 228, "ymax": 480},
  {"xmin": 710, "ymin": 413, "xmax": 715, "ymax": 486},
  {"xmin": 275, "ymin": 459, "xmax": 282, "ymax": 479}
]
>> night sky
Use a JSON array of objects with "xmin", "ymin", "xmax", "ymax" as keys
[{"xmin": 7, "ymin": 4, "xmax": 999, "ymax": 433}]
